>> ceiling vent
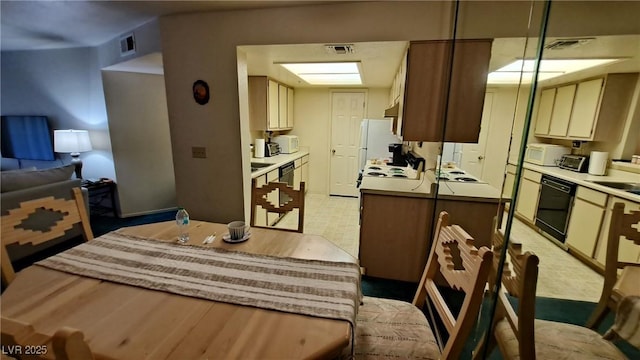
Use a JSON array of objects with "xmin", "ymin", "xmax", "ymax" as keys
[
  {"xmin": 544, "ymin": 38, "xmax": 594, "ymax": 50},
  {"xmin": 325, "ymin": 44, "xmax": 355, "ymax": 55},
  {"xmin": 120, "ymin": 33, "xmax": 136, "ymax": 56}
]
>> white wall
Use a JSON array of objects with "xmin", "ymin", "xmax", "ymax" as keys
[{"xmin": 102, "ymin": 71, "xmax": 176, "ymax": 217}]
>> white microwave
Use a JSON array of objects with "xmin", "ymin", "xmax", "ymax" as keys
[
  {"xmin": 524, "ymin": 144, "xmax": 570, "ymax": 166},
  {"xmin": 273, "ymin": 135, "xmax": 299, "ymax": 154}
]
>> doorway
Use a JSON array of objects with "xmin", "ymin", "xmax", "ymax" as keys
[{"xmin": 329, "ymin": 91, "xmax": 366, "ymax": 197}]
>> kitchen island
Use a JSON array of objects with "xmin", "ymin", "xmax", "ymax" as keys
[{"xmin": 358, "ymin": 171, "xmax": 504, "ymax": 282}]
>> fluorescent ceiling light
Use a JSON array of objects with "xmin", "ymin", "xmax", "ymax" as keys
[
  {"xmin": 488, "ymin": 58, "xmax": 618, "ymax": 84},
  {"xmin": 279, "ymin": 62, "xmax": 362, "ymax": 85}
]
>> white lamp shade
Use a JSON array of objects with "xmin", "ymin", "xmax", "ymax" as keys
[{"xmin": 54, "ymin": 130, "xmax": 93, "ymax": 153}]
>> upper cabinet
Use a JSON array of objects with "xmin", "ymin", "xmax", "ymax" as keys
[
  {"xmin": 393, "ymin": 39, "xmax": 493, "ymax": 142},
  {"xmin": 534, "ymin": 73, "xmax": 638, "ymax": 141},
  {"xmin": 249, "ymin": 76, "xmax": 294, "ymax": 131}
]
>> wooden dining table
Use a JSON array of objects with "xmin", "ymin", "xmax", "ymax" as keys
[{"xmin": 1, "ymin": 221, "xmax": 359, "ymax": 359}]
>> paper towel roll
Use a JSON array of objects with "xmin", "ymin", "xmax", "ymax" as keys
[
  {"xmin": 255, "ymin": 139, "xmax": 265, "ymax": 158},
  {"xmin": 588, "ymin": 151, "xmax": 608, "ymax": 175}
]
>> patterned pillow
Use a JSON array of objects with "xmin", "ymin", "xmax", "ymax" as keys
[{"xmin": 1, "ymin": 164, "xmax": 74, "ymax": 193}]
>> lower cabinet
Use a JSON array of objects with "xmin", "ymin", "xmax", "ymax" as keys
[
  {"xmin": 359, "ymin": 194, "xmax": 433, "ymax": 282},
  {"xmin": 565, "ymin": 186, "xmax": 607, "ymax": 258},
  {"xmin": 301, "ymin": 155, "xmax": 309, "ymax": 193},
  {"xmin": 266, "ymin": 169, "xmax": 279, "ymax": 226},
  {"xmin": 594, "ymin": 197, "xmax": 640, "ymax": 267},
  {"xmin": 515, "ymin": 169, "xmax": 542, "ymax": 223},
  {"xmin": 358, "ymin": 192, "xmax": 501, "ymax": 282},
  {"xmin": 253, "ymin": 174, "xmax": 268, "ymax": 227}
]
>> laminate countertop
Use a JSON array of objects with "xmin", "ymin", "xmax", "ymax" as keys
[
  {"xmin": 250, "ymin": 150, "xmax": 309, "ymax": 178},
  {"xmin": 520, "ymin": 162, "xmax": 640, "ymax": 203},
  {"xmin": 359, "ymin": 171, "xmax": 503, "ymax": 203}
]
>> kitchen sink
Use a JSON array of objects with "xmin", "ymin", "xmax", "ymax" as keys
[
  {"xmin": 251, "ymin": 162, "xmax": 274, "ymax": 172},
  {"xmin": 589, "ymin": 181, "xmax": 640, "ymax": 195}
]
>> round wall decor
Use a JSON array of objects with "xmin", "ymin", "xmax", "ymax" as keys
[{"xmin": 193, "ymin": 80, "xmax": 210, "ymax": 105}]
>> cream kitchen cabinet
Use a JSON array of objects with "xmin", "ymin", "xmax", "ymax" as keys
[
  {"xmin": 533, "ymin": 88, "xmax": 556, "ymax": 135},
  {"xmin": 266, "ymin": 169, "xmax": 280, "ymax": 225},
  {"xmin": 248, "ymin": 76, "xmax": 294, "ymax": 131},
  {"xmin": 548, "ymin": 84, "xmax": 576, "ymax": 137},
  {"xmin": 301, "ymin": 155, "xmax": 309, "ymax": 193},
  {"xmin": 503, "ymin": 164, "xmax": 517, "ymax": 204},
  {"xmin": 396, "ymin": 39, "xmax": 493, "ymax": 142},
  {"xmin": 535, "ymin": 73, "xmax": 638, "ymax": 141},
  {"xmin": 566, "ymin": 186, "xmax": 608, "ymax": 259},
  {"xmin": 253, "ymin": 174, "xmax": 268, "ymax": 227},
  {"xmin": 515, "ymin": 169, "xmax": 542, "ymax": 224},
  {"xmin": 594, "ymin": 197, "xmax": 640, "ymax": 268}
]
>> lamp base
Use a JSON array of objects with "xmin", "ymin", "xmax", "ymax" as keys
[{"xmin": 70, "ymin": 153, "xmax": 83, "ymax": 179}]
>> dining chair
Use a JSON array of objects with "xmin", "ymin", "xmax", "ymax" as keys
[
  {"xmin": 348, "ymin": 211, "xmax": 494, "ymax": 359},
  {"xmin": 587, "ymin": 202, "xmax": 640, "ymax": 330},
  {"xmin": 474, "ymin": 230, "xmax": 627, "ymax": 360},
  {"xmin": 1, "ymin": 316, "xmax": 94, "ymax": 360},
  {"xmin": 1, "ymin": 187, "xmax": 93, "ymax": 286},
  {"xmin": 250, "ymin": 179, "xmax": 305, "ymax": 233}
]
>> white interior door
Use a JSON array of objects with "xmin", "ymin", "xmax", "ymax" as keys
[
  {"xmin": 330, "ymin": 92, "xmax": 365, "ymax": 197},
  {"xmin": 461, "ymin": 92, "xmax": 493, "ymax": 179}
]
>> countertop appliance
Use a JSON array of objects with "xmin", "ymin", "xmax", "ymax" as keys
[
  {"xmin": 535, "ymin": 174, "xmax": 576, "ymax": 243},
  {"xmin": 434, "ymin": 167, "xmax": 485, "ymax": 183},
  {"xmin": 272, "ymin": 135, "xmax": 299, "ymax": 154},
  {"xmin": 388, "ymin": 143, "xmax": 407, "ymax": 166},
  {"xmin": 265, "ymin": 143, "xmax": 280, "ymax": 157},
  {"xmin": 358, "ymin": 119, "xmax": 400, "ymax": 171},
  {"xmin": 558, "ymin": 154, "xmax": 589, "ymax": 172},
  {"xmin": 524, "ymin": 143, "xmax": 570, "ymax": 166}
]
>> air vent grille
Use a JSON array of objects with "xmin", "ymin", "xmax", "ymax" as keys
[
  {"xmin": 120, "ymin": 33, "xmax": 136, "ymax": 56},
  {"xmin": 325, "ymin": 44, "xmax": 355, "ymax": 54},
  {"xmin": 544, "ymin": 38, "xmax": 594, "ymax": 50}
]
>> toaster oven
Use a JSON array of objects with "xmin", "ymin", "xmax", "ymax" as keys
[{"xmin": 273, "ymin": 135, "xmax": 299, "ymax": 154}]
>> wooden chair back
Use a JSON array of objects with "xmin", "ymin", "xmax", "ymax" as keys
[
  {"xmin": 412, "ymin": 211, "xmax": 494, "ymax": 359},
  {"xmin": 1, "ymin": 316, "xmax": 94, "ymax": 360},
  {"xmin": 587, "ymin": 202, "xmax": 640, "ymax": 329},
  {"xmin": 250, "ymin": 179, "xmax": 305, "ymax": 233},
  {"xmin": 491, "ymin": 230, "xmax": 539, "ymax": 360},
  {"xmin": 1, "ymin": 187, "xmax": 93, "ymax": 286}
]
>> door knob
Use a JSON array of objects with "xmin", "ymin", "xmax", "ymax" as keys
[
  {"xmin": 478, "ymin": 155, "xmax": 485, "ymax": 160},
  {"xmin": 332, "ymin": 149, "xmax": 336, "ymax": 155}
]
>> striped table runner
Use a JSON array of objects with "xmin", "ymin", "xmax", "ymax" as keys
[{"xmin": 36, "ymin": 230, "xmax": 361, "ymax": 326}]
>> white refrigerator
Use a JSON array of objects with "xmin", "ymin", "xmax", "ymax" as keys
[{"xmin": 358, "ymin": 118, "xmax": 400, "ymax": 170}]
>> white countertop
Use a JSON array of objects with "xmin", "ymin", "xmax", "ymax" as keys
[
  {"xmin": 521, "ymin": 162, "xmax": 640, "ymax": 202},
  {"xmin": 359, "ymin": 171, "xmax": 503, "ymax": 202},
  {"xmin": 250, "ymin": 150, "xmax": 309, "ymax": 178}
]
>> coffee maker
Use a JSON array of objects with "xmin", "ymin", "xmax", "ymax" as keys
[{"xmin": 388, "ymin": 143, "xmax": 407, "ymax": 166}]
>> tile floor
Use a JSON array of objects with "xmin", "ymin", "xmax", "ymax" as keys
[{"xmin": 277, "ymin": 194, "xmax": 604, "ymax": 303}]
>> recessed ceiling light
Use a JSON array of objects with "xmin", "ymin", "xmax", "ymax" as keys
[
  {"xmin": 487, "ymin": 58, "xmax": 618, "ymax": 84},
  {"xmin": 279, "ymin": 62, "xmax": 362, "ymax": 85}
]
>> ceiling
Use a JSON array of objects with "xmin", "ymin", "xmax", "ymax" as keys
[
  {"xmin": 0, "ymin": 1, "xmax": 337, "ymax": 51},
  {"xmin": 3, "ymin": 1, "xmax": 639, "ymax": 89}
]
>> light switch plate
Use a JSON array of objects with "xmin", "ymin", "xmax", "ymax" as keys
[{"xmin": 192, "ymin": 146, "xmax": 207, "ymax": 158}]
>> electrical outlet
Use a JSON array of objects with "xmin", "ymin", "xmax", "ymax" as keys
[
  {"xmin": 572, "ymin": 140, "xmax": 582, "ymax": 149},
  {"xmin": 192, "ymin": 146, "xmax": 207, "ymax": 158}
]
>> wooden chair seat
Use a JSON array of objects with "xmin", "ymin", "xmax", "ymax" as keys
[
  {"xmin": 352, "ymin": 296, "xmax": 439, "ymax": 359},
  {"xmin": 345, "ymin": 212, "xmax": 493, "ymax": 359},
  {"xmin": 495, "ymin": 318, "xmax": 626, "ymax": 359}
]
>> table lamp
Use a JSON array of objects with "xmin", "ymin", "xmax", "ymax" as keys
[{"xmin": 54, "ymin": 129, "xmax": 92, "ymax": 179}]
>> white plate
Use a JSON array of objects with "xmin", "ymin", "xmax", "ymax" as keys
[{"xmin": 222, "ymin": 232, "xmax": 251, "ymax": 243}]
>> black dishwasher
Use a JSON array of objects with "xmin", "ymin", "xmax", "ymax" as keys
[{"xmin": 535, "ymin": 175, "xmax": 576, "ymax": 243}]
